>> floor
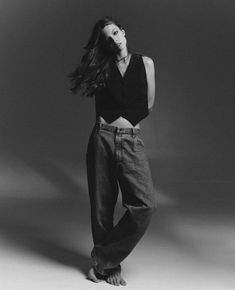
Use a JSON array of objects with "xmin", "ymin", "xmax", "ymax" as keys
[{"xmin": 0, "ymin": 156, "xmax": 234, "ymax": 290}]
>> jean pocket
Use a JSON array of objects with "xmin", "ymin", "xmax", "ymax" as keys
[{"xmin": 133, "ymin": 136, "xmax": 145, "ymax": 152}]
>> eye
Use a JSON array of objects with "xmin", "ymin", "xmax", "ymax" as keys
[{"xmin": 113, "ymin": 30, "xmax": 118, "ymax": 35}]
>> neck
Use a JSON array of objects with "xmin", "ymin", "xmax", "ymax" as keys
[{"xmin": 116, "ymin": 47, "xmax": 129, "ymax": 61}]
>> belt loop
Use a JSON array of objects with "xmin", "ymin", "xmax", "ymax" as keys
[{"xmin": 131, "ymin": 128, "xmax": 134, "ymax": 137}]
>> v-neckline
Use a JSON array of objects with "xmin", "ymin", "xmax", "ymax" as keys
[{"xmin": 115, "ymin": 53, "xmax": 133, "ymax": 80}]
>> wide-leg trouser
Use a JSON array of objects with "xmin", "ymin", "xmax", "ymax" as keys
[{"xmin": 86, "ymin": 121, "xmax": 156, "ymax": 275}]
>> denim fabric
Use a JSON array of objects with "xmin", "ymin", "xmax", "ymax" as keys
[{"xmin": 86, "ymin": 121, "xmax": 156, "ymax": 275}]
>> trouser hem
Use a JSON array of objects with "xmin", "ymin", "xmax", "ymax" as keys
[{"xmin": 91, "ymin": 249, "xmax": 120, "ymax": 276}]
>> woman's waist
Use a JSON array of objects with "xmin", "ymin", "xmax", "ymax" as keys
[{"xmin": 97, "ymin": 115, "xmax": 140, "ymax": 129}]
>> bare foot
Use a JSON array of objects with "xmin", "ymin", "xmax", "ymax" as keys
[
  {"xmin": 86, "ymin": 266, "xmax": 105, "ymax": 283},
  {"xmin": 105, "ymin": 265, "xmax": 127, "ymax": 286}
]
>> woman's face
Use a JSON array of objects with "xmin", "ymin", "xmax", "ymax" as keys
[{"xmin": 102, "ymin": 23, "xmax": 127, "ymax": 51}]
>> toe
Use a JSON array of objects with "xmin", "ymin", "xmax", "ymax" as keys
[
  {"xmin": 107, "ymin": 274, "xmax": 119, "ymax": 286},
  {"xmin": 115, "ymin": 276, "xmax": 120, "ymax": 286},
  {"xmin": 112, "ymin": 276, "xmax": 118, "ymax": 286},
  {"xmin": 111, "ymin": 276, "xmax": 117, "ymax": 286},
  {"xmin": 120, "ymin": 278, "xmax": 127, "ymax": 286},
  {"xmin": 87, "ymin": 267, "xmax": 102, "ymax": 283},
  {"xmin": 106, "ymin": 276, "xmax": 113, "ymax": 285}
]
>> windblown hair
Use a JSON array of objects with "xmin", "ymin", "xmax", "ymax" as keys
[{"xmin": 68, "ymin": 16, "xmax": 123, "ymax": 97}]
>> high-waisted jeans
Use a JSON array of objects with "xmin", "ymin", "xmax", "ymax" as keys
[{"xmin": 86, "ymin": 121, "xmax": 156, "ymax": 275}]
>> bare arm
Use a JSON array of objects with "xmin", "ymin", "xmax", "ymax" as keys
[{"xmin": 142, "ymin": 56, "xmax": 156, "ymax": 113}]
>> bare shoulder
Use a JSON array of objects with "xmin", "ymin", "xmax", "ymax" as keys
[
  {"xmin": 142, "ymin": 56, "xmax": 155, "ymax": 78},
  {"xmin": 142, "ymin": 55, "xmax": 155, "ymax": 68}
]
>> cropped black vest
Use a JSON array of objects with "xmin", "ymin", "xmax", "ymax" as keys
[{"xmin": 95, "ymin": 53, "xmax": 149, "ymax": 126}]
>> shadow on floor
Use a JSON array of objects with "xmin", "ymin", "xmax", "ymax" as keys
[{"xmin": 0, "ymin": 187, "xmax": 91, "ymax": 276}]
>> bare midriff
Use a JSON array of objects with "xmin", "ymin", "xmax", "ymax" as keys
[{"xmin": 98, "ymin": 116, "xmax": 140, "ymax": 129}]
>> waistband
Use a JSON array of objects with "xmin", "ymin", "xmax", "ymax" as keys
[{"xmin": 95, "ymin": 121, "xmax": 141, "ymax": 135}]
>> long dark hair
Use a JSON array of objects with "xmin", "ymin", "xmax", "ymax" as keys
[{"xmin": 68, "ymin": 16, "xmax": 123, "ymax": 97}]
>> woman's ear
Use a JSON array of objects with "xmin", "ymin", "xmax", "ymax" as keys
[{"xmin": 121, "ymin": 29, "xmax": 126, "ymax": 36}]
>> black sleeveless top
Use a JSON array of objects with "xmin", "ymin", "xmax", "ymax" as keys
[{"xmin": 95, "ymin": 53, "xmax": 149, "ymax": 126}]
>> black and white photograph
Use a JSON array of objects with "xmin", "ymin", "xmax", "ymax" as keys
[{"xmin": 0, "ymin": 0, "xmax": 234, "ymax": 289}]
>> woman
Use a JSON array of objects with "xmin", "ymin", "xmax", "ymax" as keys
[{"xmin": 68, "ymin": 16, "xmax": 156, "ymax": 286}]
